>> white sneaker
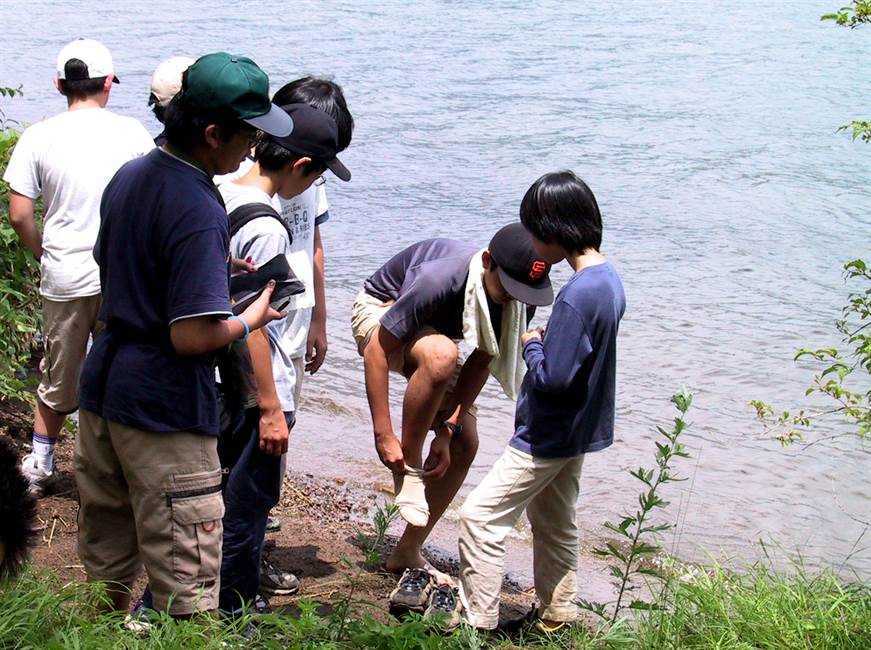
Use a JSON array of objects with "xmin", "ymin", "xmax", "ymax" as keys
[{"xmin": 21, "ymin": 453, "xmax": 54, "ymax": 497}]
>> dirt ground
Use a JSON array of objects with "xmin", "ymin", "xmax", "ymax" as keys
[{"xmin": 0, "ymin": 400, "xmax": 533, "ymax": 623}]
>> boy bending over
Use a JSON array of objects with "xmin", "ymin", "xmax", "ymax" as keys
[{"xmin": 352, "ymin": 224, "xmax": 553, "ymax": 612}]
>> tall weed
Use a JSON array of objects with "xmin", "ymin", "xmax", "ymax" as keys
[{"xmin": 0, "ymin": 125, "xmax": 41, "ymax": 404}]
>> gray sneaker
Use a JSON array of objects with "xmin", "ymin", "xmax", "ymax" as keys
[
  {"xmin": 424, "ymin": 585, "xmax": 461, "ymax": 630},
  {"xmin": 21, "ymin": 454, "xmax": 54, "ymax": 497},
  {"xmin": 259, "ymin": 558, "xmax": 300, "ymax": 596},
  {"xmin": 389, "ymin": 568, "xmax": 434, "ymax": 613}
]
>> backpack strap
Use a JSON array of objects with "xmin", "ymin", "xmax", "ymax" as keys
[{"xmin": 227, "ymin": 203, "xmax": 294, "ymax": 245}]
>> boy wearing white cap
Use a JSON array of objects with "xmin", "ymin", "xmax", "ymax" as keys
[
  {"xmin": 148, "ymin": 56, "xmax": 194, "ymax": 145},
  {"xmin": 2, "ymin": 38, "xmax": 154, "ymax": 496}
]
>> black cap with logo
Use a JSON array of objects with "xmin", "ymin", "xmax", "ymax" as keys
[
  {"xmin": 270, "ymin": 103, "xmax": 351, "ymax": 182},
  {"xmin": 488, "ymin": 223, "xmax": 554, "ymax": 306}
]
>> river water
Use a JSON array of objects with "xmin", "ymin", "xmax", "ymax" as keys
[{"xmin": 3, "ymin": 1, "xmax": 870, "ymax": 579}]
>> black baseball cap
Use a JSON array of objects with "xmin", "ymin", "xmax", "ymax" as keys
[
  {"xmin": 488, "ymin": 223, "xmax": 554, "ymax": 306},
  {"xmin": 270, "ymin": 103, "xmax": 351, "ymax": 182}
]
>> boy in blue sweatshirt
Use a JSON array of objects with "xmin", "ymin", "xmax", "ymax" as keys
[{"xmin": 458, "ymin": 171, "xmax": 626, "ymax": 631}]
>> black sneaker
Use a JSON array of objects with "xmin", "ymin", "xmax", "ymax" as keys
[
  {"xmin": 259, "ymin": 558, "xmax": 300, "ymax": 596},
  {"xmin": 389, "ymin": 568, "xmax": 434, "ymax": 613},
  {"xmin": 253, "ymin": 593, "xmax": 272, "ymax": 615},
  {"xmin": 423, "ymin": 585, "xmax": 461, "ymax": 630}
]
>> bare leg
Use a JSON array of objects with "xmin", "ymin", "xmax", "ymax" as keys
[
  {"xmin": 34, "ymin": 399, "xmax": 66, "ymax": 441},
  {"xmin": 89, "ymin": 578, "xmax": 133, "ymax": 613},
  {"xmin": 398, "ymin": 334, "xmax": 457, "ymax": 467},
  {"xmin": 386, "ymin": 412, "xmax": 479, "ymax": 571}
]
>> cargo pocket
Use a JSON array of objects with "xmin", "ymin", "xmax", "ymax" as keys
[{"xmin": 166, "ymin": 469, "xmax": 225, "ymax": 585}]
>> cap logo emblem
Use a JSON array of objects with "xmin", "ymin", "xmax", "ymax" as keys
[{"xmin": 529, "ymin": 260, "xmax": 547, "ymax": 281}]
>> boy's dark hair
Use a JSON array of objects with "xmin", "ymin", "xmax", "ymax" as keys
[
  {"xmin": 520, "ymin": 171, "xmax": 602, "ymax": 253},
  {"xmin": 272, "ymin": 77, "xmax": 354, "ymax": 152},
  {"xmin": 150, "ymin": 100, "xmax": 167, "ymax": 125},
  {"xmin": 163, "ymin": 90, "xmax": 251, "ymax": 153},
  {"xmin": 254, "ymin": 137, "xmax": 327, "ymax": 176},
  {"xmin": 58, "ymin": 59, "xmax": 107, "ymax": 101}
]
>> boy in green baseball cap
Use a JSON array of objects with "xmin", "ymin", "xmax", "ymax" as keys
[{"xmin": 74, "ymin": 53, "xmax": 291, "ymax": 617}]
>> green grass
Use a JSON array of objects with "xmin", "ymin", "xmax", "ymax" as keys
[{"xmin": 2, "ymin": 562, "xmax": 870, "ymax": 649}]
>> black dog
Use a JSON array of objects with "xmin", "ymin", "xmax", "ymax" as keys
[{"xmin": 0, "ymin": 437, "xmax": 37, "ymax": 579}]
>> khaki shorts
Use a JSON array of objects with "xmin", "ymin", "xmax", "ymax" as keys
[
  {"xmin": 38, "ymin": 295, "xmax": 102, "ymax": 414},
  {"xmin": 350, "ymin": 290, "xmax": 477, "ymax": 421},
  {"xmin": 75, "ymin": 411, "xmax": 224, "ymax": 615}
]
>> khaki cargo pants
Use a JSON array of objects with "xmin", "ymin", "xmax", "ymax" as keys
[{"xmin": 75, "ymin": 410, "xmax": 224, "ymax": 615}]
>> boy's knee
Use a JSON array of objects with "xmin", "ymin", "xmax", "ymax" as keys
[
  {"xmin": 420, "ymin": 338, "xmax": 457, "ymax": 383},
  {"xmin": 451, "ymin": 427, "xmax": 479, "ymax": 461}
]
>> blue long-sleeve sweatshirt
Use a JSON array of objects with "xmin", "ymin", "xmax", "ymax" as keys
[{"xmin": 509, "ymin": 261, "xmax": 626, "ymax": 458}]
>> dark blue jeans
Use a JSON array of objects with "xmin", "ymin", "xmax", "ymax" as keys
[{"xmin": 217, "ymin": 407, "xmax": 294, "ymax": 614}]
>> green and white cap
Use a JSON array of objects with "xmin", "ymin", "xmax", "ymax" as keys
[{"xmin": 183, "ymin": 52, "xmax": 293, "ymax": 137}]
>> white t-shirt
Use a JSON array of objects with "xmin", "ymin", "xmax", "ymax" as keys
[
  {"xmin": 220, "ymin": 181, "xmax": 301, "ymax": 412},
  {"xmin": 216, "ymin": 158, "xmax": 330, "ymax": 360},
  {"xmin": 278, "ymin": 177, "xmax": 330, "ymax": 359},
  {"xmin": 3, "ymin": 108, "xmax": 155, "ymax": 300}
]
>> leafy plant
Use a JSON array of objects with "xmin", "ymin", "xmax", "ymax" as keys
[
  {"xmin": 822, "ymin": 3, "xmax": 871, "ymax": 142},
  {"xmin": 580, "ymin": 389, "xmax": 693, "ymax": 623},
  {"xmin": 0, "ymin": 85, "xmax": 23, "ymax": 132},
  {"xmin": 822, "ymin": 0, "xmax": 871, "ymax": 28},
  {"xmin": 0, "ymin": 126, "xmax": 42, "ymax": 405},
  {"xmin": 359, "ymin": 500, "xmax": 400, "ymax": 568},
  {"xmin": 751, "ymin": 260, "xmax": 870, "ymax": 445}
]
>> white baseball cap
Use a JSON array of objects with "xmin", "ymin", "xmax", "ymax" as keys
[
  {"xmin": 149, "ymin": 56, "xmax": 195, "ymax": 107},
  {"xmin": 56, "ymin": 38, "xmax": 119, "ymax": 83}
]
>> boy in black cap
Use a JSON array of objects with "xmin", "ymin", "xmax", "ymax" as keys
[
  {"xmin": 351, "ymin": 223, "xmax": 553, "ymax": 614},
  {"xmin": 75, "ymin": 52, "xmax": 292, "ymax": 616},
  {"xmin": 216, "ymin": 103, "xmax": 350, "ymax": 616},
  {"xmin": 458, "ymin": 171, "xmax": 626, "ymax": 632}
]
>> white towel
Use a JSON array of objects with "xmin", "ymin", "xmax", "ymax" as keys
[{"xmin": 462, "ymin": 249, "xmax": 526, "ymax": 400}]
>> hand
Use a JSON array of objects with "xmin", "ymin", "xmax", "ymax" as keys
[
  {"xmin": 375, "ymin": 433, "xmax": 405, "ymax": 474},
  {"xmin": 521, "ymin": 326, "xmax": 545, "ymax": 346},
  {"xmin": 231, "ymin": 256, "xmax": 257, "ymax": 273},
  {"xmin": 423, "ymin": 434, "xmax": 451, "ymax": 480},
  {"xmin": 259, "ymin": 406, "xmax": 289, "ymax": 457},
  {"xmin": 305, "ymin": 319, "xmax": 328, "ymax": 374},
  {"xmin": 241, "ymin": 280, "xmax": 285, "ymax": 330}
]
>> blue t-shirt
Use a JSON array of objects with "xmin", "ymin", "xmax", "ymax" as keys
[
  {"xmin": 79, "ymin": 148, "xmax": 233, "ymax": 434},
  {"xmin": 364, "ymin": 238, "xmax": 504, "ymax": 343},
  {"xmin": 510, "ymin": 261, "xmax": 626, "ymax": 458}
]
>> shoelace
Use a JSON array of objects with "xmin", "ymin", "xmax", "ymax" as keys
[
  {"xmin": 430, "ymin": 586, "xmax": 457, "ymax": 611},
  {"xmin": 400, "ymin": 568, "xmax": 432, "ymax": 591}
]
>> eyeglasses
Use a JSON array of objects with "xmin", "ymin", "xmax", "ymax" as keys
[{"xmin": 247, "ymin": 129, "xmax": 263, "ymax": 149}]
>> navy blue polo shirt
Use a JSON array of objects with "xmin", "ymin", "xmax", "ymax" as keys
[
  {"xmin": 79, "ymin": 148, "xmax": 233, "ymax": 434},
  {"xmin": 364, "ymin": 238, "xmax": 502, "ymax": 342}
]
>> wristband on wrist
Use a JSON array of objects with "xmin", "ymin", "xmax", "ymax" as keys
[
  {"xmin": 440, "ymin": 420, "xmax": 463, "ymax": 438},
  {"xmin": 229, "ymin": 315, "xmax": 250, "ymax": 340}
]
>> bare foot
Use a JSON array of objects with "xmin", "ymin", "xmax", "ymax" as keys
[{"xmin": 384, "ymin": 547, "xmax": 426, "ymax": 574}]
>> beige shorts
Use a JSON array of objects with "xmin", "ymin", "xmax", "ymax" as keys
[
  {"xmin": 38, "ymin": 295, "xmax": 102, "ymax": 413},
  {"xmin": 75, "ymin": 411, "xmax": 224, "ymax": 615},
  {"xmin": 350, "ymin": 290, "xmax": 477, "ymax": 421}
]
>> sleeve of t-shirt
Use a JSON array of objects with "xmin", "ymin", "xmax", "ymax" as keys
[
  {"xmin": 314, "ymin": 178, "xmax": 330, "ymax": 226},
  {"xmin": 522, "ymin": 300, "xmax": 592, "ymax": 393},
  {"xmin": 232, "ymin": 217, "xmax": 291, "ymax": 269},
  {"xmin": 2, "ymin": 127, "xmax": 41, "ymax": 199},
  {"xmin": 379, "ymin": 264, "xmax": 451, "ymax": 342},
  {"xmin": 129, "ymin": 120, "xmax": 157, "ymax": 156},
  {"xmin": 165, "ymin": 225, "xmax": 233, "ymax": 324}
]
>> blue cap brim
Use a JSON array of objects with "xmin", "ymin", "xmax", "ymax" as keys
[{"xmin": 244, "ymin": 104, "xmax": 293, "ymax": 137}]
